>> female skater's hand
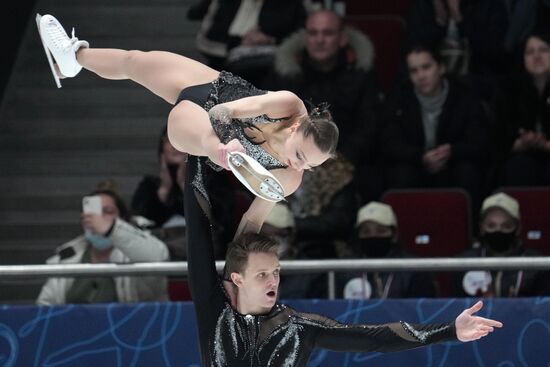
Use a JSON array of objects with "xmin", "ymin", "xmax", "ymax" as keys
[
  {"xmin": 455, "ymin": 301, "xmax": 503, "ymax": 342},
  {"xmin": 217, "ymin": 139, "xmax": 246, "ymax": 170}
]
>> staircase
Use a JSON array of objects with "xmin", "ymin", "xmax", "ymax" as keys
[{"xmin": 0, "ymin": 0, "xmax": 203, "ymax": 303}]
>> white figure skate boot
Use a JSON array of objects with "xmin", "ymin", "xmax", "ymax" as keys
[
  {"xmin": 36, "ymin": 14, "xmax": 89, "ymax": 88},
  {"xmin": 228, "ymin": 152, "xmax": 285, "ymax": 202}
]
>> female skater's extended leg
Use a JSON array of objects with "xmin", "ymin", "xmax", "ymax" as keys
[
  {"xmin": 38, "ymin": 14, "xmax": 219, "ymax": 104},
  {"xmin": 76, "ymin": 49, "xmax": 219, "ymax": 104}
]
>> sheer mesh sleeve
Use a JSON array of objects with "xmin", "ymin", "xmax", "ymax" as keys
[{"xmin": 296, "ymin": 312, "xmax": 457, "ymax": 353}]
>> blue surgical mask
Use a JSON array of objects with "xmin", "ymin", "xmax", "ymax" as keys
[{"xmin": 85, "ymin": 231, "xmax": 113, "ymax": 251}]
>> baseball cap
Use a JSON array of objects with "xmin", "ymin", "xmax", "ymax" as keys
[
  {"xmin": 265, "ymin": 203, "xmax": 295, "ymax": 228},
  {"xmin": 356, "ymin": 202, "xmax": 397, "ymax": 227},
  {"xmin": 481, "ymin": 193, "xmax": 520, "ymax": 220}
]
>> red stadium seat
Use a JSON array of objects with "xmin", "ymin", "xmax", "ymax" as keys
[
  {"xmin": 382, "ymin": 189, "xmax": 472, "ymax": 297},
  {"xmin": 168, "ymin": 278, "xmax": 192, "ymax": 301},
  {"xmin": 499, "ymin": 187, "xmax": 550, "ymax": 255},
  {"xmin": 382, "ymin": 189, "xmax": 472, "ymax": 257},
  {"xmin": 346, "ymin": 15, "xmax": 405, "ymax": 92},
  {"xmin": 344, "ymin": 0, "xmax": 414, "ymax": 16}
]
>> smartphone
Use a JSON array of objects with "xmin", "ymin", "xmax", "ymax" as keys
[{"xmin": 82, "ymin": 195, "xmax": 102, "ymax": 215}]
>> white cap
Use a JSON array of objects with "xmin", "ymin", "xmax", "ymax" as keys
[
  {"xmin": 264, "ymin": 203, "xmax": 295, "ymax": 228},
  {"xmin": 481, "ymin": 193, "xmax": 520, "ymax": 220},
  {"xmin": 356, "ymin": 202, "xmax": 397, "ymax": 227}
]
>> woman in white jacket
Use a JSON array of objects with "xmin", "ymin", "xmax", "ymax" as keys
[{"xmin": 37, "ymin": 187, "xmax": 170, "ymax": 305}]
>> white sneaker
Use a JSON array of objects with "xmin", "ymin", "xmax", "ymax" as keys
[{"xmin": 36, "ymin": 14, "xmax": 89, "ymax": 87}]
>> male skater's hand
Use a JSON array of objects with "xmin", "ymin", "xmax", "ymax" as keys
[
  {"xmin": 217, "ymin": 139, "xmax": 246, "ymax": 170},
  {"xmin": 455, "ymin": 301, "xmax": 503, "ymax": 342}
]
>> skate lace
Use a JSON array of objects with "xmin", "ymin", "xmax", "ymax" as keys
[{"xmin": 48, "ymin": 22, "xmax": 79, "ymax": 50}]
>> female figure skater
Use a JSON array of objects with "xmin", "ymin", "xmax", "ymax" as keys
[{"xmin": 36, "ymin": 14, "xmax": 338, "ymax": 234}]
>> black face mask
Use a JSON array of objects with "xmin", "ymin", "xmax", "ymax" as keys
[
  {"xmin": 359, "ymin": 237, "xmax": 394, "ymax": 258},
  {"xmin": 167, "ymin": 164, "xmax": 180, "ymax": 183},
  {"xmin": 482, "ymin": 231, "xmax": 517, "ymax": 254}
]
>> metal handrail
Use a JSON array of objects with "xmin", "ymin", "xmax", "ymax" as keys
[{"xmin": 1, "ymin": 257, "xmax": 549, "ymax": 279}]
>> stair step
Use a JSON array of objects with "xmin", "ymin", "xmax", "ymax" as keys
[
  {"xmin": 0, "ymin": 238, "xmax": 70, "ymax": 251},
  {"xmin": 33, "ymin": 6, "xmax": 192, "ymax": 38},
  {"xmin": 0, "ymin": 117, "xmax": 166, "ymax": 135},
  {"xmin": 0, "ymin": 195, "xmax": 83, "ymax": 211},
  {"xmin": 15, "ymin": 86, "xmax": 167, "ymax": 106},
  {"xmin": 0, "ymin": 176, "xmax": 141, "ymax": 195},
  {"xmin": 6, "ymin": 103, "xmax": 169, "ymax": 119},
  {"xmin": 0, "ymin": 223, "xmax": 82, "ymax": 240},
  {"xmin": 0, "ymin": 134, "xmax": 159, "ymax": 152},
  {"xmin": 0, "ymin": 211, "xmax": 78, "ymax": 225},
  {"xmin": 0, "ymin": 153, "xmax": 157, "ymax": 175}
]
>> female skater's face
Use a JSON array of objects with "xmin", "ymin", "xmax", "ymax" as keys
[
  {"xmin": 235, "ymin": 252, "xmax": 281, "ymax": 313},
  {"xmin": 524, "ymin": 36, "xmax": 550, "ymax": 78},
  {"xmin": 407, "ymin": 51, "xmax": 445, "ymax": 96},
  {"xmin": 282, "ymin": 128, "xmax": 331, "ymax": 172}
]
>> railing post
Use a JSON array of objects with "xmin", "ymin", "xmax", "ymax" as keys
[{"xmin": 328, "ymin": 271, "xmax": 335, "ymax": 300}]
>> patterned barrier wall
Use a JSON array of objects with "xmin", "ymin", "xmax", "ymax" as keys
[{"xmin": 0, "ymin": 298, "xmax": 549, "ymax": 366}]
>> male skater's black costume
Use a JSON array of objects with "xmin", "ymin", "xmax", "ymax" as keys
[{"xmin": 184, "ymin": 160, "xmax": 457, "ymax": 366}]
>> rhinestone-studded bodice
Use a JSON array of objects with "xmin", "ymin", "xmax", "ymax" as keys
[{"xmin": 187, "ymin": 71, "xmax": 287, "ymax": 204}]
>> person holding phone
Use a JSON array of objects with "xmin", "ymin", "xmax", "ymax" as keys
[{"xmin": 36, "ymin": 182, "xmax": 170, "ymax": 305}]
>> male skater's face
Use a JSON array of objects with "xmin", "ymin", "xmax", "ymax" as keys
[{"xmin": 236, "ymin": 252, "xmax": 281, "ymax": 313}]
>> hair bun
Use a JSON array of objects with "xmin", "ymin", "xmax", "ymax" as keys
[{"xmin": 310, "ymin": 102, "xmax": 332, "ymax": 120}]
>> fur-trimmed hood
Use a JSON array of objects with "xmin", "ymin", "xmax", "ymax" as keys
[{"xmin": 274, "ymin": 26, "xmax": 375, "ymax": 77}]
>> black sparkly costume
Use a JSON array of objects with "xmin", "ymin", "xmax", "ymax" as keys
[
  {"xmin": 176, "ymin": 71, "xmax": 287, "ymax": 206},
  {"xmin": 184, "ymin": 169, "xmax": 458, "ymax": 367}
]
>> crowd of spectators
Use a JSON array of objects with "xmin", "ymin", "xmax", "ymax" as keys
[{"xmin": 35, "ymin": 0, "xmax": 550, "ymax": 303}]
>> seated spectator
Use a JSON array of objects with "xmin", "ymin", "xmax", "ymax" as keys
[
  {"xmin": 262, "ymin": 9, "xmax": 384, "ymax": 202},
  {"xmin": 453, "ymin": 192, "xmax": 550, "ymax": 297},
  {"xmin": 495, "ymin": 33, "xmax": 550, "ymax": 187},
  {"xmin": 196, "ymin": 0, "xmax": 307, "ymax": 84},
  {"xmin": 382, "ymin": 44, "xmax": 489, "ymax": 211},
  {"xmin": 132, "ymin": 127, "xmax": 186, "ymax": 229},
  {"xmin": 339, "ymin": 202, "xmax": 437, "ymax": 299},
  {"xmin": 37, "ymin": 182, "xmax": 170, "ymax": 305},
  {"xmin": 283, "ymin": 154, "xmax": 356, "ymax": 298}
]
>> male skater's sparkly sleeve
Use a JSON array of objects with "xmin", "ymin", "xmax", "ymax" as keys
[{"xmin": 298, "ymin": 312, "xmax": 457, "ymax": 353}]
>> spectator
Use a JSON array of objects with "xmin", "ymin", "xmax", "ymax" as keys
[
  {"xmin": 262, "ymin": 9, "xmax": 383, "ymax": 202},
  {"xmin": 495, "ymin": 33, "xmax": 550, "ymax": 187},
  {"xmin": 453, "ymin": 193, "xmax": 550, "ymax": 297},
  {"xmin": 196, "ymin": 0, "xmax": 307, "ymax": 84},
  {"xmin": 406, "ymin": 0, "xmax": 510, "ymax": 78},
  {"xmin": 382, "ymin": 44, "xmax": 489, "ymax": 211},
  {"xmin": 37, "ymin": 183, "xmax": 170, "ymax": 305},
  {"xmin": 260, "ymin": 202, "xmax": 297, "ymax": 259},
  {"xmin": 132, "ymin": 127, "xmax": 187, "ymax": 228},
  {"xmin": 287, "ymin": 154, "xmax": 357, "ymax": 298},
  {"xmin": 339, "ymin": 202, "xmax": 437, "ymax": 299}
]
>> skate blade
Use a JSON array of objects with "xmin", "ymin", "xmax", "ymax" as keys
[
  {"xmin": 228, "ymin": 152, "xmax": 285, "ymax": 202},
  {"xmin": 36, "ymin": 14, "xmax": 62, "ymax": 88}
]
